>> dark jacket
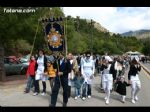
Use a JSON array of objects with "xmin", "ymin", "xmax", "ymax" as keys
[
  {"xmin": 35, "ymin": 55, "xmax": 47, "ymax": 72},
  {"xmin": 128, "ymin": 64, "xmax": 141, "ymax": 80},
  {"xmin": 115, "ymin": 81, "xmax": 130, "ymax": 95},
  {"xmin": 56, "ymin": 58, "xmax": 71, "ymax": 77},
  {"xmin": 100, "ymin": 64, "xmax": 108, "ymax": 71},
  {"xmin": 110, "ymin": 61, "xmax": 117, "ymax": 80}
]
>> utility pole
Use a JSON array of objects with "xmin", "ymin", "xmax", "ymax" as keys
[
  {"xmin": 74, "ymin": 16, "xmax": 80, "ymax": 54},
  {"xmin": 91, "ymin": 19, "xmax": 94, "ymax": 55}
]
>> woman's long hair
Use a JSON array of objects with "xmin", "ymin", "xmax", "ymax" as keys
[{"xmin": 131, "ymin": 58, "xmax": 138, "ymax": 65}]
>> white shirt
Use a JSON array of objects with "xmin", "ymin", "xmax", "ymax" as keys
[
  {"xmin": 68, "ymin": 59, "xmax": 74, "ymax": 86},
  {"xmin": 81, "ymin": 57, "xmax": 85, "ymax": 66},
  {"xmin": 102, "ymin": 64, "xmax": 113, "ymax": 81},
  {"xmin": 60, "ymin": 58, "xmax": 64, "ymax": 65},
  {"xmin": 37, "ymin": 55, "xmax": 44, "ymax": 72},
  {"xmin": 102, "ymin": 64, "xmax": 111, "ymax": 75},
  {"xmin": 36, "ymin": 55, "xmax": 47, "ymax": 81},
  {"xmin": 81, "ymin": 59, "xmax": 95, "ymax": 84},
  {"xmin": 131, "ymin": 75, "xmax": 140, "ymax": 81}
]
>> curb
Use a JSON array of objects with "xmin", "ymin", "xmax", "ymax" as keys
[
  {"xmin": 0, "ymin": 75, "xmax": 26, "ymax": 87},
  {"xmin": 0, "ymin": 79, "xmax": 26, "ymax": 87},
  {"xmin": 139, "ymin": 62, "xmax": 150, "ymax": 75}
]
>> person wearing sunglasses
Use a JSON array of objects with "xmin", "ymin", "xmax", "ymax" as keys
[{"xmin": 81, "ymin": 51, "xmax": 95, "ymax": 101}]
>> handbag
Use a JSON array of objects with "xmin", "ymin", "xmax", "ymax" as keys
[{"xmin": 70, "ymin": 70, "xmax": 75, "ymax": 80}]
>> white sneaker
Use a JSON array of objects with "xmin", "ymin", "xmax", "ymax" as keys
[
  {"xmin": 82, "ymin": 97, "xmax": 86, "ymax": 101},
  {"xmin": 122, "ymin": 99, "xmax": 125, "ymax": 103},
  {"xmin": 88, "ymin": 95, "xmax": 91, "ymax": 99},
  {"xmin": 132, "ymin": 99, "xmax": 135, "ymax": 104},
  {"xmin": 135, "ymin": 96, "xmax": 138, "ymax": 101},
  {"xmin": 78, "ymin": 95, "xmax": 81, "ymax": 98},
  {"xmin": 33, "ymin": 92, "xmax": 38, "ymax": 96},
  {"xmin": 104, "ymin": 97, "xmax": 107, "ymax": 100},
  {"xmin": 74, "ymin": 97, "xmax": 77, "ymax": 100},
  {"xmin": 105, "ymin": 99, "xmax": 109, "ymax": 104},
  {"xmin": 41, "ymin": 92, "xmax": 46, "ymax": 96},
  {"xmin": 122, "ymin": 96, "xmax": 126, "ymax": 103}
]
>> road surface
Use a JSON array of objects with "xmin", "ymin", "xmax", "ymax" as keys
[{"xmin": 0, "ymin": 64, "xmax": 150, "ymax": 107}]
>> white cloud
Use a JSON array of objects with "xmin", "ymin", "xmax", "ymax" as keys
[{"xmin": 63, "ymin": 7, "xmax": 150, "ymax": 34}]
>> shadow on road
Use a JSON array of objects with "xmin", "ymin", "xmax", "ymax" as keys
[
  {"xmin": 93, "ymin": 84, "xmax": 105, "ymax": 93},
  {"xmin": 110, "ymin": 92, "xmax": 131, "ymax": 103},
  {"xmin": 91, "ymin": 94, "xmax": 105, "ymax": 102}
]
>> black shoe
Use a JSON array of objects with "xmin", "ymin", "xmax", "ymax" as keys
[
  {"xmin": 63, "ymin": 103, "xmax": 67, "ymax": 107},
  {"xmin": 100, "ymin": 89, "xmax": 105, "ymax": 93},
  {"xmin": 49, "ymin": 104, "xmax": 55, "ymax": 107},
  {"xmin": 110, "ymin": 89, "xmax": 113, "ymax": 93},
  {"xmin": 24, "ymin": 89, "xmax": 29, "ymax": 93}
]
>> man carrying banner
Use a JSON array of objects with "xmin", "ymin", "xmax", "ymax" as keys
[{"xmin": 50, "ymin": 52, "xmax": 71, "ymax": 107}]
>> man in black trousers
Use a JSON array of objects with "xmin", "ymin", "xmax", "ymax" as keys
[{"xmin": 50, "ymin": 52, "xmax": 71, "ymax": 107}]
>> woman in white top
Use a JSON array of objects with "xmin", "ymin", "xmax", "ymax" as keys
[
  {"xmin": 100, "ymin": 56, "xmax": 113, "ymax": 104},
  {"xmin": 81, "ymin": 52, "xmax": 95, "ymax": 100},
  {"xmin": 128, "ymin": 58, "xmax": 141, "ymax": 104},
  {"xmin": 33, "ymin": 49, "xmax": 48, "ymax": 96}
]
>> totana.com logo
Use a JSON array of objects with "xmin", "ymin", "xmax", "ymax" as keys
[{"xmin": 3, "ymin": 8, "xmax": 36, "ymax": 13}]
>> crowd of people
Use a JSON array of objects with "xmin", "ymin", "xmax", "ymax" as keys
[{"xmin": 24, "ymin": 49, "xmax": 142, "ymax": 106}]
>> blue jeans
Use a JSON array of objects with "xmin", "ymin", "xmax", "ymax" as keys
[
  {"xmin": 26, "ymin": 75, "xmax": 35, "ymax": 92},
  {"xmin": 82, "ymin": 82, "xmax": 91, "ymax": 97},
  {"xmin": 75, "ymin": 87, "xmax": 80, "ymax": 96}
]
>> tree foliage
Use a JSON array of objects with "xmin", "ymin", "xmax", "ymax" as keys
[
  {"xmin": 0, "ymin": 7, "xmax": 145, "ymax": 56},
  {"xmin": 141, "ymin": 38, "xmax": 150, "ymax": 55}
]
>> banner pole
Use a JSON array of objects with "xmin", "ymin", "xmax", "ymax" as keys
[{"xmin": 64, "ymin": 17, "xmax": 68, "ymax": 57}]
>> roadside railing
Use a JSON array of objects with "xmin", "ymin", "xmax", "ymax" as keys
[{"xmin": 139, "ymin": 62, "xmax": 150, "ymax": 75}]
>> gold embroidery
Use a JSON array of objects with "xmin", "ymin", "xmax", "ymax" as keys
[{"xmin": 47, "ymin": 27, "xmax": 62, "ymax": 48}]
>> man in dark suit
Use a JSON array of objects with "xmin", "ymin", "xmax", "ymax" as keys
[{"xmin": 50, "ymin": 52, "xmax": 71, "ymax": 107}]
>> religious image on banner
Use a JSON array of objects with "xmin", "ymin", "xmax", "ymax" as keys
[{"xmin": 45, "ymin": 21, "xmax": 65, "ymax": 51}]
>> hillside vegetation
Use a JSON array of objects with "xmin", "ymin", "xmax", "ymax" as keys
[{"xmin": 0, "ymin": 7, "xmax": 146, "ymax": 56}]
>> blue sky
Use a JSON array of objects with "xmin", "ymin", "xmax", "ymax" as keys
[{"xmin": 63, "ymin": 7, "xmax": 150, "ymax": 34}]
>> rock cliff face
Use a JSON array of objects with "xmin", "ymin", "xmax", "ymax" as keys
[
  {"xmin": 121, "ymin": 29, "xmax": 150, "ymax": 39},
  {"xmin": 86, "ymin": 19, "xmax": 109, "ymax": 33}
]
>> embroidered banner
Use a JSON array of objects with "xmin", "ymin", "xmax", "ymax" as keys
[{"xmin": 43, "ymin": 17, "xmax": 65, "ymax": 51}]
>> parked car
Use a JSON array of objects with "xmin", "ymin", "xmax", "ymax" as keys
[
  {"xmin": 45, "ymin": 55, "xmax": 54, "ymax": 62},
  {"xmin": 19, "ymin": 54, "xmax": 30, "ymax": 66},
  {"xmin": 4, "ymin": 57, "xmax": 28, "ymax": 76}
]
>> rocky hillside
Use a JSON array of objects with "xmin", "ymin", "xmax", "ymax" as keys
[
  {"xmin": 86, "ymin": 19, "xmax": 109, "ymax": 33},
  {"xmin": 121, "ymin": 29, "xmax": 150, "ymax": 39}
]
